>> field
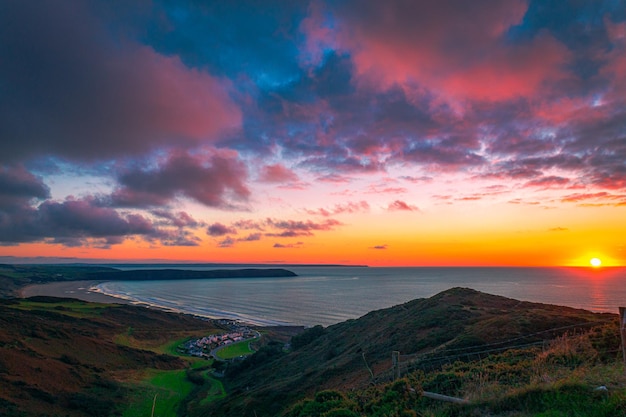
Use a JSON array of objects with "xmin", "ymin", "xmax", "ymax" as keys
[
  {"xmin": 122, "ymin": 369, "xmax": 194, "ymax": 417},
  {"xmin": 216, "ymin": 338, "xmax": 257, "ymax": 360}
]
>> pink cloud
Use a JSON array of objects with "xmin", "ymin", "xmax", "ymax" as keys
[
  {"xmin": 0, "ymin": 1, "xmax": 242, "ymax": 162},
  {"xmin": 306, "ymin": 201, "xmax": 370, "ymax": 216},
  {"xmin": 602, "ymin": 19, "xmax": 626, "ymax": 97},
  {"xmin": 387, "ymin": 200, "xmax": 419, "ymax": 211},
  {"xmin": 304, "ymin": 0, "xmax": 570, "ymax": 103},
  {"xmin": 258, "ymin": 164, "xmax": 300, "ymax": 183},
  {"xmin": 561, "ymin": 192, "xmax": 611, "ymax": 203}
]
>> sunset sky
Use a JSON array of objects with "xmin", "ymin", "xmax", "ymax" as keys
[{"xmin": 1, "ymin": 0, "xmax": 625, "ymax": 266}]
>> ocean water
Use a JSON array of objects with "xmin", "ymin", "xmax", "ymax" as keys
[{"xmin": 95, "ymin": 266, "xmax": 626, "ymax": 327}]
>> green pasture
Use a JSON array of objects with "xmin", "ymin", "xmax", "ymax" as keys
[
  {"xmin": 121, "ymin": 367, "xmax": 226, "ymax": 416},
  {"xmin": 122, "ymin": 369, "xmax": 193, "ymax": 417},
  {"xmin": 215, "ymin": 338, "xmax": 256, "ymax": 359},
  {"xmin": 119, "ymin": 335, "xmax": 224, "ymax": 416}
]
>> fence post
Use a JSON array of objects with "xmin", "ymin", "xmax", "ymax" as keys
[
  {"xmin": 392, "ymin": 351, "xmax": 400, "ymax": 380},
  {"xmin": 619, "ymin": 307, "xmax": 626, "ymax": 372}
]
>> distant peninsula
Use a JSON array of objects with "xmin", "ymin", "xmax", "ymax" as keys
[
  {"xmin": 86, "ymin": 268, "xmax": 297, "ymax": 281},
  {"xmin": 0, "ymin": 264, "xmax": 297, "ymax": 298}
]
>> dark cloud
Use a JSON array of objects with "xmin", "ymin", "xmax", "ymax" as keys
[
  {"xmin": 273, "ymin": 242, "xmax": 303, "ymax": 249},
  {"xmin": 232, "ymin": 219, "xmax": 265, "ymax": 231},
  {"xmin": 239, "ymin": 233, "xmax": 262, "ymax": 242},
  {"xmin": 201, "ymin": 217, "xmax": 343, "ymax": 248},
  {"xmin": 218, "ymin": 237, "xmax": 236, "ymax": 248},
  {"xmin": 207, "ymin": 223, "xmax": 237, "ymax": 237},
  {"xmin": 111, "ymin": 150, "xmax": 249, "ymax": 208},
  {"xmin": 158, "ymin": 230, "xmax": 202, "ymax": 247},
  {"xmin": 370, "ymin": 244, "xmax": 388, "ymax": 250},
  {"xmin": 524, "ymin": 176, "xmax": 571, "ymax": 188},
  {"xmin": 152, "ymin": 210, "xmax": 202, "ymax": 228},
  {"xmin": 0, "ymin": 193, "xmax": 206, "ymax": 247},
  {"xmin": 0, "ymin": 196, "xmax": 154, "ymax": 246},
  {"xmin": 151, "ymin": 210, "xmax": 203, "ymax": 246},
  {"xmin": 265, "ymin": 218, "xmax": 342, "ymax": 237},
  {"xmin": 0, "ymin": 1, "xmax": 240, "ymax": 163},
  {"xmin": 0, "ymin": 165, "xmax": 50, "ymax": 211}
]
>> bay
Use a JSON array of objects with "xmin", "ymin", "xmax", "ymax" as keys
[{"xmin": 95, "ymin": 266, "xmax": 626, "ymax": 327}]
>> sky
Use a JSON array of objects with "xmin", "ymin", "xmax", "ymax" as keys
[{"xmin": 1, "ymin": 0, "xmax": 625, "ymax": 266}]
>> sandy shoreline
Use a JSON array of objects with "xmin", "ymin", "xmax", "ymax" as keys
[{"xmin": 20, "ymin": 280, "xmax": 132, "ymax": 305}]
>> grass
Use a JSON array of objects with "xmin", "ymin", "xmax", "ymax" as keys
[
  {"xmin": 121, "ymin": 369, "xmax": 194, "ymax": 417},
  {"xmin": 284, "ymin": 323, "xmax": 626, "ymax": 417},
  {"xmin": 121, "ymin": 367, "xmax": 227, "ymax": 415},
  {"xmin": 200, "ymin": 375, "xmax": 227, "ymax": 405},
  {"xmin": 7, "ymin": 299, "xmax": 116, "ymax": 318},
  {"xmin": 119, "ymin": 335, "xmax": 225, "ymax": 416},
  {"xmin": 216, "ymin": 338, "xmax": 256, "ymax": 360}
]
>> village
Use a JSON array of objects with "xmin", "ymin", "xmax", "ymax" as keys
[{"xmin": 182, "ymin": 323, "xmax": 260, "ymax": 360}]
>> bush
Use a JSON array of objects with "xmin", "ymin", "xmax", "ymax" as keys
[
  {"xmin": 292, "ymin": 325, "xmax": 326, "ymax": 350},
  {"xmin": 66, "ymin": 392, "xmax": 115, "ymax": 417},
  {"xmin": 186, "ymin": 369, "xmax": 206, "ymax": 385}
]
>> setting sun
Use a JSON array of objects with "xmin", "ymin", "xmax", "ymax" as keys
[{"xmin": 590, "ymin": 258, "xmax": 602, "ymax": 267}]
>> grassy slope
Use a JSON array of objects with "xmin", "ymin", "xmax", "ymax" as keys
[
  {"xmin": 284, "ymin": 329, "xmax": 626, "ymax": 417},
  {"xmin": 3, "ymin": 286, "xmax": 624, "ymax": 417},
  {"xmin": 205, "ymin": 288, "xmax": 620, "ymax": 416},
  {"xmin": 0, "ymin": 297, "xmax": 224, "ymax": 417}
]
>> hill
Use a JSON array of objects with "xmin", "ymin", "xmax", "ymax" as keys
[
  {"xmin": 205, "ymin": 287, "xmax": 620, "ymax": 416},
  {"xmin": 1, "ymin": 287, "xmax": 623, "ymax": 416},
  {"xmin": 0, "ymin": 296, "xmax": 225, "ymax": 416}
]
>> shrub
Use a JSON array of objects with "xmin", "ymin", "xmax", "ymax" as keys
[{"xmin": 292, "ymin": 325, "xmax": 326, "ymax": 350}]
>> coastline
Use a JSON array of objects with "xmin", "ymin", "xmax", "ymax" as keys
[
  {"xmin": 19, "ymin": 280, "xmax": 132, "ymax": 305},
  {"xmin": 18, "ymin": 280, "xmax": 292, "ymax": 327}
]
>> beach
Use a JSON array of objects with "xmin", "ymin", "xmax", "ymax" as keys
[{"xmin": 20, "ymin": 280, "xmax": 131, "ymax": 305}]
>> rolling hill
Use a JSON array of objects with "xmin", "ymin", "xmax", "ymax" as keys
[
  {"xmin": 1, "ymin": 286, "xmax": 623, "ymax": 416},
  {"xmin": 205, "ymin": 287, "xmax": 619, "ymax": 416}
]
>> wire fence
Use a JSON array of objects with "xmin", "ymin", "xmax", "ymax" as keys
[{"xmin": 370, "ymin": 317, "xmax": 618, "ymax": 384}]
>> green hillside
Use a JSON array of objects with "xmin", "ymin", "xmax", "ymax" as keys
[
  {"xmin": 0, "ymin": 296, "xmax": 225, "ymax": 416},
  {"xmin": 204, "ymin": 288, "xmax": 623, "ymax": 416},
  {"xmin": 2, "ymin": 287, "xmax": 625, "ymax": 416}
]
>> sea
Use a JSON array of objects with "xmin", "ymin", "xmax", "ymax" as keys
[{"xmin": 94, "ymin": 266, "xmax": 626, "ymax": 327}]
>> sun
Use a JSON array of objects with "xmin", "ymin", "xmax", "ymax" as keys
[{"xmin": 590, "ymin": 257, "xmax": 602, "ymax": 267}]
